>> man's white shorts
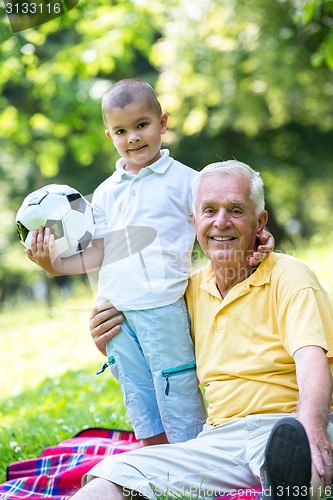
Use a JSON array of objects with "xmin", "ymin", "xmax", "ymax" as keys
[{"xmin": 84, "ymin": 413, "xmax": 333, "ymax": 499}]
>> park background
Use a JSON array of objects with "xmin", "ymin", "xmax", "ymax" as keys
[{"xmin": 0, "ymin": 0, "xmax": 333, "ymax": 487}]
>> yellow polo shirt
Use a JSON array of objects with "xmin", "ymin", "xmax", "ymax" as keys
[{"xmin": 186, "ymin": 252, "xmax": 333, "ymax": 426}]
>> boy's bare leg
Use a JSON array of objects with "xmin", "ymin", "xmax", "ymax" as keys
[
  {"xmin": 141, "ymin": 431, "xmax": 169, "ymax": 446},
  {"xmin": 71, "ymin": 478, "xmax": 129, "ymax": 500}
]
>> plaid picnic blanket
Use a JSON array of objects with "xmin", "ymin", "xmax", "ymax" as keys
[
  {"xmin": 0, "ymin": 428, "xmax": 262, "ymax": 500},
  {"xmin": 0, "ymin": 428, "xmax": 141, "ymax": 499}
]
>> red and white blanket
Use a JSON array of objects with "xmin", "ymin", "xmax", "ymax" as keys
[{"xmin": 0, "ymin": 428, "xmax": 262, "ymax": 499}]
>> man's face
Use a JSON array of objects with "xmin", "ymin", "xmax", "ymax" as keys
[
  {"xmin": 105, "ymin": 102, "xmax": 168, "ymax": 173},
  {"xmin": 193, "ymin": 173, "xmax": 268, "ymax": 266}
]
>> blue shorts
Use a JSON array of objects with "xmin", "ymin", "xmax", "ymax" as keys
[{"xmin": 105, "ymin": 297, "xmax": 206, "ymax": 442}]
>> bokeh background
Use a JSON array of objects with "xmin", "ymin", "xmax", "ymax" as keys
[{"xmin": 1, "ymin": 0, "xmax": 333, "ymax": 305}]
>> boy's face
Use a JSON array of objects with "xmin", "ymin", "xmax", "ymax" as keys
[{"xmin": 104, "ymin": 101, "xmax": 168, "ymax": 174}]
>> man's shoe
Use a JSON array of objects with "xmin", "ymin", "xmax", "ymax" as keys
[{"xmin": 263, "ymin": 418, "xmax": 312, "ymax": 500}]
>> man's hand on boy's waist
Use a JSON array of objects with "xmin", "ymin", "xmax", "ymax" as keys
[{"xmin": 90, "ymin": 301, "xmax": 124, "ymax": 356}]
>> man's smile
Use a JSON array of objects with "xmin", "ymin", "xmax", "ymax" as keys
[{"xmin": 210, "ymin": 235, "xmax": 236, "ymax": 242}]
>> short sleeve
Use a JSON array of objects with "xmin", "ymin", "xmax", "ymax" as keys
[
  {"xmin": 279, "ymin": 287, "xmax": 333, "ymax": 358},
  {"xmin": 91, "ymin": 188, "xmax": 108, "ymax": 239}
]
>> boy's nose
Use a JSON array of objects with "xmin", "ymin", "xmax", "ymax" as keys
[{"xmin": 128, "ymin": 132, "xmax": 140, "ymax": 143}]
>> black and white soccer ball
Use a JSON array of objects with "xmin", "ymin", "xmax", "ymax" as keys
[{"xmin": 16, "ymin": 184, "xmax": 95, "ymax": 258}]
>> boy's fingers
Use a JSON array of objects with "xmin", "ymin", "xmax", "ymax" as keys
[
  {"xmin": 30, "ymin": 230, "xmax": 37, "ymax": 249},
  {"xmin": 257, "ymin": 245, "xmax": 270, "ymax": 252},
  {"xmin": 258, "ymin": 234, "xmax": 268, "ymax": 243},
  {"xmin": 48, "ymin": 233, "xmax": 55, "ymax": 252},
  {"xmin": 248, "ymin": 250, "xmax": 269, "ymax": 266},
  {"xmin": 36, "ymin": 227, "xmax": 45, "ymax": 248},
  {"xmin": 44, "ymin": 226, "xmax": 52, "ymax": 238},
  {"xmin": 25, "ymin": 248, "xmax": 36, "ymax": 263}
]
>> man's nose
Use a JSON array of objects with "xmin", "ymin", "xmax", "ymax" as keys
[{"xmin": 213, "ymin": 210, "xmax": 231, "ymax": 228}]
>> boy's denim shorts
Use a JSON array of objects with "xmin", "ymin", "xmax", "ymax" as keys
[{"xmin": 105, "ymin": 297, "xmax": 206, "ymax": 442}]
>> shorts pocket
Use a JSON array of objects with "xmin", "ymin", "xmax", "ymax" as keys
[
  {"xmin": 96, "ymin": 355, "xmax": 119, "ymax": 380},
  {"xmin": 162, "ymin": 362, "xmax": 197, "ymax": 395}
]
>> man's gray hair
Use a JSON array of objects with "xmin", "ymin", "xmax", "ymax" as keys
[{"xmin": 192, "ymin": 160, "xmax": 265, "ymax": 215}]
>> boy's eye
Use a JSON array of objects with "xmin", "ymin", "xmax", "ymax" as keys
[
  {"xmin": 138, "ymin": 122, "xmax": 148, "ymax": 129},
  {"xmin": 116, "ymin": 129, "xmax": 126, "ymax": 135}
]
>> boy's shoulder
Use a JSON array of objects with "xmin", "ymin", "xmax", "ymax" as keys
[{"xmin": 93, "ymin": 170, "xmax": 120, "ymax": 196}]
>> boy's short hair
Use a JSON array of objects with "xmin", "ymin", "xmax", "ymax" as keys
[{"xmin": 102, "ymin": 79, "xmax": 162, "ymax": 126}]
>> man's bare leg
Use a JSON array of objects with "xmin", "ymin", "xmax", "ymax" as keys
[{"xmin": 71, "ymin": 478, "xmax": 131, "ymax": 500}]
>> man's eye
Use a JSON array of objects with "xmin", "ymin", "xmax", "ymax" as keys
[
  {"xmin": 231, "ymin": 208, "xmax": 243, "ymax": 216},
  {"xmin": 204, "ymin": 208, "xmax": 215, "ymax": 215}
]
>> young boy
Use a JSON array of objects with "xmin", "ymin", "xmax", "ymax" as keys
[{"xmin": 27, "ymin": 78, "xmax": 273, "ymax": 446}]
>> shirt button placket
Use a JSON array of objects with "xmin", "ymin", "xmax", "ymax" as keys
[{"xmin": 128, "ymin": 178, "xmax": 137, "ymax": 206}]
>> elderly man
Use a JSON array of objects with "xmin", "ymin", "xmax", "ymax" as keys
[{"xmin": 72, "ymin": 161, "xmax": 333, "ymax": 500}]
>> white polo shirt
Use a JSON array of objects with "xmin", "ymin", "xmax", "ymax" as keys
[{"xmin": 92, "ymin": 150, "xmax": 197, "ymax": 310}]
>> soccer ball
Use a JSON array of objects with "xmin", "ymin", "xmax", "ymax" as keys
[{"xmin": 16, "ymin": 184, "xmax": 95, "ymax": 258}]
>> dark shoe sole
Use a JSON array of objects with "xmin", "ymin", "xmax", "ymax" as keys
[{"xmin": 263, "ymin": 418, "xmax": 312, "ymax": 500}]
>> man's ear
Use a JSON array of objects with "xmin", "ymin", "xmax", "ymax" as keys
[
  {"xmin": 160, "ymin": 113, "xmax": 168, "ymax": 135},
  {"xmin": 105, "ymin": 130, "xmax": 113, "ymax": 142},
  {"xmin": 257, "ymin": 210, "xmax": 268, "ymax": 236}
]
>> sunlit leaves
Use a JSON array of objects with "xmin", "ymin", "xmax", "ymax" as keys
[
  {"xmin": 153, "ymin": 0, "xmax": 333, "ymax": 138},
  {"xmin": 293, "ymin": 0, "xmax": 333, "ymax": 68}
]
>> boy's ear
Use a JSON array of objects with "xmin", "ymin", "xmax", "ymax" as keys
[
  {"xmin": 160, "ymin": 112, "xmax": 168, "ymax": 134},
  {"xmin": 105, "ymin": 130, "xmax": 113, "ymax": 142}
]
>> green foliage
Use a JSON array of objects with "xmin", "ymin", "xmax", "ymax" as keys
[
  {"xmin": 1, "ymin": 0, "xmax": 333, "ymax": 301},
  {"xmin": 0, "ymin": 0, "xmax": 163, "ymax": 190},
  {"xmin": 293, "ymin": 0, "xmax": 333, "ymax": 69},
  {"xmin": 152, "ymin": 0, "xmax": 333, "ymax": 136}
]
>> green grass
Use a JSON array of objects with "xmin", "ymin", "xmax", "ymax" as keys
[{"xmin": 0, "ymin": 294, "xmax": 130, "ymax": 484}]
